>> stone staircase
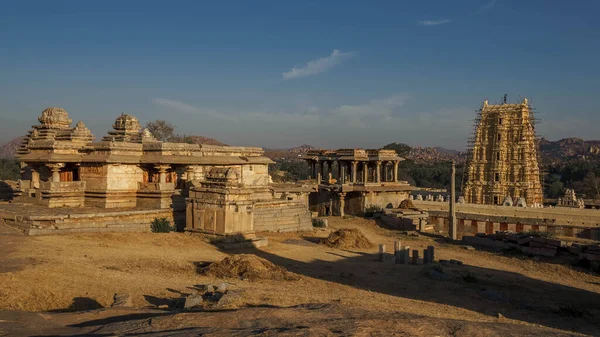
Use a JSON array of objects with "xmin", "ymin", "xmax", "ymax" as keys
[{"xmin": 253, "ymin": 200, "xmax": 312, "ymax": 233}]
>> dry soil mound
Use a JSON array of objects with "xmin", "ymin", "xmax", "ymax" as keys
[
  {"xmin": 198, "ymin": 254, "xmax": 299, "ymax": 281},
  {"xmin": 399, "ymin": 199, "xmax": 416, "ymax": 210},
  {"xmin": 320, "ymin": 228, "xmax": 374, "ymax": 249}
]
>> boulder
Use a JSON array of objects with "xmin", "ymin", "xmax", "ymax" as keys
[
  {"xmin": 184, "ymin": 293, "xmax": 204, "ymax": 309},
  {"xmin": 111, "ymin": 293, "xmax": 132, "ymax": 307},
  {"xmin": 215, "ymin": 282, "xmax": 229, "ymax": 294}
]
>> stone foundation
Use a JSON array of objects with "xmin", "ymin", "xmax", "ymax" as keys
[
  {"xmin": 253, "ymin": 200, "xmax": 312, "ymax": 232},
  {"xmin": 0, "ymin": 204, "xmax": 173, "ymax": 235}
]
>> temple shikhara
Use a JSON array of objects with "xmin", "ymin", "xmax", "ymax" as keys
[{"xmin": 463, "ymin": 98, "xmax": 543, "ymax": 206}]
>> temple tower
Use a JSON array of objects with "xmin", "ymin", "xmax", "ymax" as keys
[{"xmin": 463, "ymin": 97, "xmax": 543, "ymax": 206}]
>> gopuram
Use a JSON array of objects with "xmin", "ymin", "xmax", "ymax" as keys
[
  {"xmin": 13, "ymin": 107, "xmax": 312, "ymax": 234},
  {"xmin": 463, "ymin": 97, "xmax": 543, "ymax": 206},
  {"xmin": 303, "ymin": 149, "xmax": 413, "ymax": 216}
]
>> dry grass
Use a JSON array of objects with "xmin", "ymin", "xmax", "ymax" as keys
[{"xmin": 0, "ymin": 217, "xmax": 599, "ymax": 335}]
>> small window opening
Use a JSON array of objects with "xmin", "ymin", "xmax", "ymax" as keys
[
  {"xmin": 497, "ymin": 133, "xmax": 502, "ymax": 141},
  {"xmin": 498, "ymin": 118, "xmax": 503, "ymax": 125},
  {"xmin": 496, "ymin": 152, "xmax": 501, "ymax": 160},
  {"xmin": 493, "ymin": 196, "xmax": 499, "ymax": 204},
  {"xmin": 494, "ymin": 173, "xmax": 500, "ymax": 182}
]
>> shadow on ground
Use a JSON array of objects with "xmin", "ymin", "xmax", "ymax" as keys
[{"xmin": 217, "ymin": 233, "xmax": 600, "ymax": 336}]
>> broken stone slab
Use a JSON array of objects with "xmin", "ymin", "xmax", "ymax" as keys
[
  {"xmin": 449, "ymin": 259, "xmax": 464, "ymax": 266},
  {"xmin": 111, "ymin": 293, "xmax": 132, "ymax": 307},
  {"xmin": 461, "ymin": 245, "xmax": 475, "ymax": 250},
  {"xmin": 184, "ymin": 293, "xmax": 204, "ymax": 309},
  {"xmin": 568, "ymin": 246, "xmax": 582, "ymax": 255},
  {"xmin": 579, "ymin": 252, "xmax": 600, "ymax": 262},
  {"xmin": 215, "ymin": 290, "xmax": 243, "ymax": 309},
  {"xmin": 545, "ymin": 239, "xmax": 565, "ymax": 247},
  {"xmin": 539, "ymin": 247, "xmax": 557, "ymax": 257},
  {"xmin": 517, "ymin": 237, "xmax": 533, "ymax": 245},
  {"xmin": 521, "ymin": 247, "xmax": 541, "ymax": 255},
  {"xmin": 215, "ymin": 282, "xmax": 229, "ymax": 294}
]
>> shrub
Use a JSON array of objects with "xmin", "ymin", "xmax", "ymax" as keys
[
  {"xmin": 364, "ymin": 205, "xmax": 383, "ymax": 217},
  {"xmin": 312, "ymin": 218, "xmax": 326, "ymax": 228},
  {"xmin": 151, "ymin": 218, "xmax": 173, "ymax": 233}
]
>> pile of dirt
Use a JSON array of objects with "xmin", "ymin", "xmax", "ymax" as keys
[
  {"xmin": 320, "ymin": 228, "xmax": 374, "ymax": 249},
  {"xmin": 398, "ymin": 199, "xmax": 417, "ymax": 210},
  {"xmin": 197, "ymin": 254, "xmax": 299, "ymax": 281}
]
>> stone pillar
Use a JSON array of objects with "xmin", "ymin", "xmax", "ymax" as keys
[
  {"xmin": 449, "ymin": 161, "xmax": 457, "ymax": 240},
  {"xmin": 362, "ymin": 162, "xmax": 368, "ymax": 183},
  {"xmin": 393, "ymin": 161, "xmax": 399, "ymax": 182},
  {"xmin": 155, "ymin": 164, "xmax": 170, "ymax": 184},
  {"xmin": 376, "ymin": 161, "xmax": 381, "ymax": 183},
  {"xmin": 351, "ymin": 161, "xmax": 358, "ymax": 183},
  {"xmin": 316, "ymin": 160, "xmax": 322, "ymax": 184},
  {"xmin": 336, "ymin": 161, "xmax": 341, "ymax": 180},
  {"xmin": 31, "ymin": 166, "xmax": 40, "ymax": 188},
  {"xmin": 340, "ymin": 162, "xmax": 346, "ymax": 184},
  {"xmin": 46, "ymin": 163, "xmax": 64, "ymax": 182},
  {"xmin": 339, "ymin": 192, "xmax": 346, "ymax": 217},
  {"xmin": 186, "ymin": 166, "xmax": 195, "ymax": 181}
]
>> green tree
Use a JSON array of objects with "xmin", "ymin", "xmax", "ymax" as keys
[
  {"xmin": 547, "ymin": 181, "xmax": 564, "ymax": 199},
  {"xmin": 383, "ymin": 142, "xmax": 412, "ymax": 157},
  {"xmin": 145, "ymin": 120, "xmax": 176, "ymax": 141},
  {"xmin": 0, "ymin": 159, "xmax": 20, "ymax": 180}
]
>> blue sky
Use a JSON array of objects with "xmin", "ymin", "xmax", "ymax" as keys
[{"xmin": 1, "ymin": 0, "xmax": 599, "ymax": 149}]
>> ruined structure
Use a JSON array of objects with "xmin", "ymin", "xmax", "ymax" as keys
[
  {"xmin": 14, "ymin": 107, "xmax": 312, "ymax": 234},
  {"xmin": 557, "ymin": 189, "xmax": 585, "ymax": 209},
  {"xmin": 303, "ymin": 149, "xmax": 413, "ymax": 216},
  {"xmin": 463, "ymin": 98, "xmax": 543, "ymax": 206}
]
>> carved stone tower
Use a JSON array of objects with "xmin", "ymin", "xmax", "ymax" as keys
[{"xmin": 463, "ymin": 98, "xmax": 543, "ymax": 206}]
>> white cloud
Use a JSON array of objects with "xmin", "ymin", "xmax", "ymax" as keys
[
  {"xmin": 151, "ymin": 98, "xmax": 233, "ymax": 121},
  {"xmin": 418, "ymin": 19, "xmax": 452, "ymax": 26},
  {"xmin": 476, "ymin": 0, "xmax": 497, "ymax": 14},
  {"xmin": 148, "ymin": 95, "xmax": 474, "ymax": 149},
  {"xmin": 282, "ymin": 49, "xmax": 354, "ymax": 80}
]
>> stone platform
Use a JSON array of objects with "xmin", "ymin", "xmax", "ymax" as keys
[{"xmin": 0, "ymin": 202, "xmax": 173, "ymax": 235}]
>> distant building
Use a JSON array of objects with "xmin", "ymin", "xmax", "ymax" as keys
[{"xmin": 463, "ymin": 98, "xmax": 543, "ymax": 206}]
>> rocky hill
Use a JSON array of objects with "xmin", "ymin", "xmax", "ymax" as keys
[
  {"xmin": 407, "ymin": 146, "xmax": 466, "ymax": 163},
  {"xmin": 539, "ymin": 138, "xmax": 600, "ymax": 166},
  {"xmin": 0, "ymin": 137, "xmax": 23, "ymax": 159},
  {"xmin": 263, "ymin": 144, "xmax": 314, "ymax": 161}
]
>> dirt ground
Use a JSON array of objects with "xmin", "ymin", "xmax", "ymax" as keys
[{"xmin": 1, "ymin": 217, "xmax": 599, "ymax": 336}]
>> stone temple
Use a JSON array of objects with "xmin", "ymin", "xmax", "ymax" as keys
[
  {"xmin": 10, "ymin": 107, "xmax": 422, "ymax": 235},
  {"xmin": 463, "ymin": 98, "xmax": 543, "ymax": 206},
  {"xmin": 15, "ymin": 107, "xmax": 313, "ymax": 234},
  {"xmin": 302, "ymin": 149, "xmax": 413, "ymax": 216}
]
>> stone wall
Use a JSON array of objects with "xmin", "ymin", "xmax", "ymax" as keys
[
  {"xmin": 241, "ymin": 164, "xmax": 270, "ymax": 187},
  {"xmin": 363, "ymin": 191, "xmax": 410, "ymax": 210},
  {"xmin": 1, "ymin": 208, "xmax": 173, "ymax": 235},
  {"xmin": 253, "ymin": 200, "xmax": 312, "ymax": 232},
  {"xmin": 414, "ymin": 200, "xmax": 600, "ymax": 240}
]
